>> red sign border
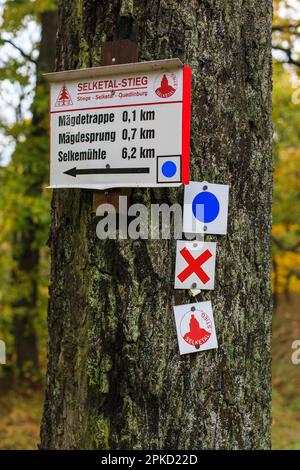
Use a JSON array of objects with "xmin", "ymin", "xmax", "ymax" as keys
[{"xmin": 181, "ymin": 66, "xmax": 192, "ymax": 184}]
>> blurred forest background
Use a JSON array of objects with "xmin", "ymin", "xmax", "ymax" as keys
[{"xmin": 0, "ymin": 0, "xmax": 300, "ymax": 450}]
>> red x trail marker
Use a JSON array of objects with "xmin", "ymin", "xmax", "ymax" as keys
[
  {"xmin": 175, "ymin": 241, "xmax": 217, "ymax": 290},
  {"xmin": 177, "ymin": 247, "xmax": 212, "ymax": 284}
]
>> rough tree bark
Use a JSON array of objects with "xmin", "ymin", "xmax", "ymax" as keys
[{"xmin": 41, "ymin": 0, "xmax": 273, "ymax": 449}]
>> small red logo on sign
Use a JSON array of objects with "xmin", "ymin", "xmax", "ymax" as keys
[
  {"xmin": 181, "ymin": 311, "xmax": 212, "ymax": 349},
  {"xmin": 155, "ymin": 72, "xmax": 177, "ymax": 98},
  {"xmin": 55, "ymin": 83, "xmax": 73, "ymax": 107}
]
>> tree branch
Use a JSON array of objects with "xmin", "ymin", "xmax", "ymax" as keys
[
  {"xmin": 272, "ymin": 24, "xmax": 300, "ymax": 37},
  {"xmin": 0, "ymin": 37, "xmax": 37, "ymax": 65},
  {"xmin": 272, "ymin": 236, "xmax": 300, "ymax": 253},
  {"xmin": 272, "ymin": 44, "xmax": 300, "ymax": 68}
]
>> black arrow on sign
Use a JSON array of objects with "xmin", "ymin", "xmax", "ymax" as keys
[{"xmin": 64, "ymin": 167, "xmax": 150, "ymax": 177}]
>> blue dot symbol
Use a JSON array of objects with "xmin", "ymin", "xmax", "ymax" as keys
[
  {"xmin": 192, "ymin": 191, "xmax": 220, "ymax": 223},
  {"xmin": 162, "ymin": 161, "xmax": 177, "ymax": 178}
]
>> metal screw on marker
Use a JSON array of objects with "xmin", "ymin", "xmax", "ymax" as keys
[
  {"xmin": 203, "ymin": 225, "xmax": 207, "ymax": 232},
  {"xmin": 191, "ymin": 282, "xmax": 197, "ymax": 289},
  {"xmin": 203, "ymin": 185, "xmax": 208, "ymax": 191},
  {"xmin": 195, "ymin": 343, "xmax": 200, "ymax": 350},
  {"xmin": 193, "ymin": 242, "xmax": 198, "ymax": 248},
  {"xmin": 191, "ymin": 306, "xmax": 196, "ymax": 311},
  {"xmin": 106, "ymin": 164, "xmax": 110, "ymax": 169}
]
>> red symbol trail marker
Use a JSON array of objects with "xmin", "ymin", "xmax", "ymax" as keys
[
  {"xmin": 155, "ymin": 73, "xmax": 177, "ymax": 98},
  {"xmin": 173, "ymin": 301, "xmax": 218, "ymax": 355},
  {"xmin": 174, "ymin": 241, "xmax": 217, "ymax": 290}
]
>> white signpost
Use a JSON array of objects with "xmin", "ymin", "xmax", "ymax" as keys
[{"xmin": 45, "ymin": 59, "xmax": 191, "ymax": 189}]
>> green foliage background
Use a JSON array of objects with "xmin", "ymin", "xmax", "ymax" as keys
[{"xmin": 0, "ymin": 0, "xmax": 56, "ymax": 379}]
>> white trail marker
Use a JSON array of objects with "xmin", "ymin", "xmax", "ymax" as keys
[
  {"xmin": 183, "ymin": 181, "xmax": 229, "ymax": 235},
  {"xmin": 173, "ymin": 301, "xmax": 218, "ymax": 355},
  {"xmin": 174, "ymin": 240, "xmax": 217, "ymax": 290}
]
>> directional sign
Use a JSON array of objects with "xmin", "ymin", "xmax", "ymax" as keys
[
  {"xmin": 183, "ymin": 182, "xmax": 229, "ymax": 235},
  {"xmin": 45, "ymin": 59, "xmax": 191, "ymax": 189},
  {"xmin": 174, "ymin": 241, "xmax": 217, "ymax": 290},
  {"xmin": 173, "ymin": 301, "xmax": 218, "ymax": 355}
]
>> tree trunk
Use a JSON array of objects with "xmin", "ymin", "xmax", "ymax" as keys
[
  {"xmin": 11, "ymin": 10, "xmax": 57, "ymax": 381},
  {"xmin": 41, "ymin": 0, "xmax": 273, "ymax": 450}
]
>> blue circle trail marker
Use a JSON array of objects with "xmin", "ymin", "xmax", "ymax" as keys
[
  {"xmin": 183, "ymin": 182, "xmax": 230, "ymax": 235},
  {"xmin": 192, "ymin": 191, "xmax": 220, "ymax": 223}
]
